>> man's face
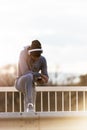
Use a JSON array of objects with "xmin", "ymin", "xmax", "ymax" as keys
[{"xmin": 30, "ymin": 55, "xmax": 40, "ymax": 61}]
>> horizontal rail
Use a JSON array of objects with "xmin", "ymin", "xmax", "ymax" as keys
[
  {"xmin": 36, "ymin": 86, "xmax": 87, "ymax": 92},
  {"xmin": 0, "ymin": 86, "xmax": 87, "ymax": 92},
  {"xmin": 0, "ymin": 87, "xmax": 17, "ymax": 92}
]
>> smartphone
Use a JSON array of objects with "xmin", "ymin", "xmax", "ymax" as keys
[{"xmin": 37, "ymin": 77, "xmax": 42, "ymax": 80}]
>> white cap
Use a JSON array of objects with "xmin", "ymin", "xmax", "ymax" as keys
[{"xmin": 28, "ymin": 48, "xmax": 43, "ymax": 54}]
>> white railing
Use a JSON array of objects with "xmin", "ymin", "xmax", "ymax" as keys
[{"xmin": 0, "ymin": 86, "xmax": 87, "ymax": 112}]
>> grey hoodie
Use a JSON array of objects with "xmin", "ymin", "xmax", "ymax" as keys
[{"xmin": 17, "ymin": 46, "xmax": 48, "ymax": 78}]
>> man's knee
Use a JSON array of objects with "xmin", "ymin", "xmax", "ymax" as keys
[
  {"xmin": 28, "ymin": 73, "xmax": 33, "ymax": 80},
  {"xmin": 15, "ymin": 73, "xmax": 33, "ymax": 91},
  {"xmin": 18, "ymin": 73, "xmax": 33, "ymax": 83}
]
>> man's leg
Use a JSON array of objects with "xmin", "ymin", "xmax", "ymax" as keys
[{"xmin": 15, "ymin": 73, "xmax": 36, "ymax": 112}]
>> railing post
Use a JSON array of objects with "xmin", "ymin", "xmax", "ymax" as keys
[
  {"xmin": 62, "ymin": 91, "xmax": 64, "ymax": 111},
  {"xmin": 41, "ymin": 92, "xmax": 43, "ymax": 112},
  {"xmin": 83, "ymin": 91, "xmax": 85, "ymax": 111},
  {"xmin": 76, "ymin": 91, "xmax": 78, "ymax": 111},
  {"xmin": 19, "ymin": 92, "xmax": 22, "ymax": 112},
  {"xmin": 12, "ymin": 92, "xmax": 14, "ymax": 112},
  {"xmin": 55, "ymin": 92, "xmax": 57, "ymax": 111},
  {"xmin": 69, "ymin": 91, "xmax": 71, "ymax": 111},
  {"xmin": 48, "ymin": 92, "xmax": 50, "ymax": 112},
  {"xmin": 5, "ymin": 92, "xmax": 7, "ymax": 112}
]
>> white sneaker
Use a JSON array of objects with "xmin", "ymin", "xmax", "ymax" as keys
[{"xmin": 26, "ymin": 103, "xmax": 34, "ymax": 112}]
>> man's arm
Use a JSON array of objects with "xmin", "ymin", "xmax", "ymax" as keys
[
  {"xmin": 18, "ymin": 50, "xmax": 29, "ymax": 76},
  {"xmin": 37, "ymin": 56, "xmax": 49, "ymax": 84}
]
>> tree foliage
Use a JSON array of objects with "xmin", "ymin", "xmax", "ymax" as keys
[
  {"xmin": 0, "ymin": 64, "xmax": 17, "ymax": 86},
  {"xmin": 0, "ymin": 64, "xmax": 87, "ymax": 86}
]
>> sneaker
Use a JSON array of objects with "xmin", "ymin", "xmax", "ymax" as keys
[{"xmin": 26, "ymin": 103, "xmax": 34, "ymax": 112}]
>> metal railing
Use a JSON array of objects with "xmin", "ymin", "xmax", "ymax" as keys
[{"xmin": 0, "ymin": 86, "xmax": 87, "ymax": 112}]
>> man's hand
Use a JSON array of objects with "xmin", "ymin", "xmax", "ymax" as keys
[
  {"xmin": 41, "ymin": 74, "xmax": 48, "ymax": 83},
  {"xmin": 36, "ymin": 74, "xmax": 48, "ymax": 85}
]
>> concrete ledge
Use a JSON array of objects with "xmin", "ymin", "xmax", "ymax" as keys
[
  {"xmin": 0, "ymin": 112, "xmax": 87, "ymax": 130},
  {"xmin": 1, "ymin": 111, "xmax": 87, "ymax": 119},
  {"xmin": 0, "ymin": 112, "xmax": 38, "ymax": 119}
]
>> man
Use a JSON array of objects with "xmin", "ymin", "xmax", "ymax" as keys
[{"xmin": 15, "ymin": 40, "xmax": 49, "ymax": 112}]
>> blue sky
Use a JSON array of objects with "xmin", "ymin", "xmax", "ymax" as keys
[{"xmin": 0, "ymin": 0, "xmax": 87, "ymax": 74}]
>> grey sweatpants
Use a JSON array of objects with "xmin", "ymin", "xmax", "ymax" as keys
[{"xmin": 15, "ymin": 73, "xmax": 36, "ymax": 111}]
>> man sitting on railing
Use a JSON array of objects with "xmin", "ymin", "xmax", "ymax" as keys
[{"xmin": 15, "ymin": 40, "xmax": 49, "ymax": 112}]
